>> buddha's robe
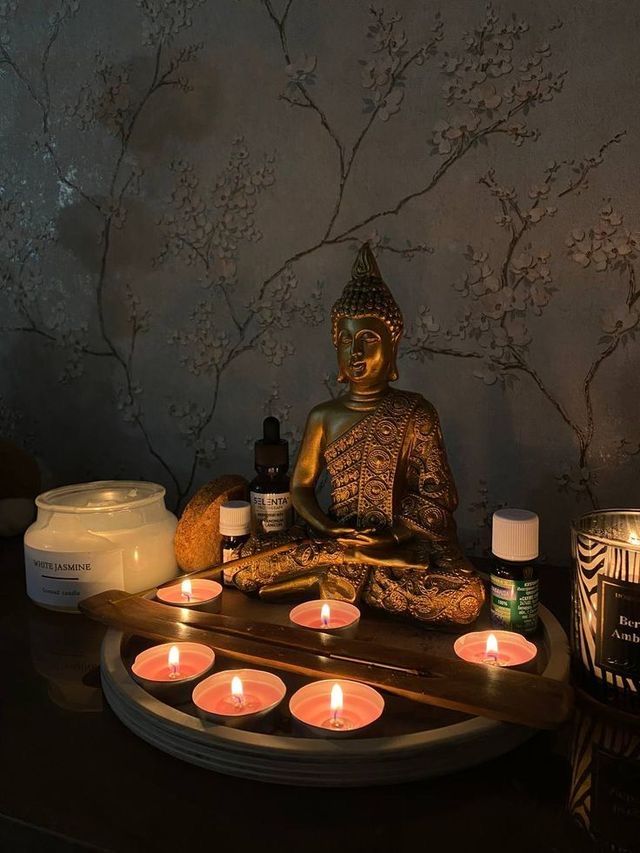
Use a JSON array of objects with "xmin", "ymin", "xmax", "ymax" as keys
[{"xmin": 233, "ymin": 390, "xmax": 484, "ymax": 627}]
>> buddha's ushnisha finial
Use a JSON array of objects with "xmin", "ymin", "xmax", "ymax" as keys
[
  {"xmin": 351, "ymin": 241, "xmax": 383, "ymax": 281},
  {"xmin": 331, "ymin": 242, "xmax": 404, "ymax": 344}
]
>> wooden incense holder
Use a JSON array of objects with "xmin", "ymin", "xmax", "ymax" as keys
[{"xmin": 81, "ymin": 590, "xmax": 573, "ymax": 729}]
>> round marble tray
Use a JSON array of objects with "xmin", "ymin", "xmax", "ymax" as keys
[{"xmin": 100, "ymin": 598, "xmax": 569, "ymax": 787}]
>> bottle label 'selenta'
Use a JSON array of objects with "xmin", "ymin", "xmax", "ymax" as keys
[
  {"xmin": 250, "ymin": 491, "xmax": 292, "ymax": 533},
  {"xmin": 596, "ymin": 575, "xmax": 640, "ymax": 676},
  {"xmin": 24, "ymin": 545, "xmax": 124, "ymax": 611},
  {"xmin": 490, "ymin": 575, "xmax": 539, "ymax": 633}
]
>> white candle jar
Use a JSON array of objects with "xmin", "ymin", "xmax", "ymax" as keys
[{"xmin": 24, "ymin": 481, "xmax": 179, "ymax": 613}]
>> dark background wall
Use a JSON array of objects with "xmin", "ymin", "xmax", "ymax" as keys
[{"xmin": 2, "ymin": 0, "xmax": 639, "ymax": 562}]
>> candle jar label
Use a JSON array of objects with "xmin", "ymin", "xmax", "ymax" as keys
[
  {"xmin": 596, "ymin": 575, "xmax": 640, "ymax": 678},
  {"xmin": 25, "ymin": 546, "xmax": 124, "ymax": 612}
]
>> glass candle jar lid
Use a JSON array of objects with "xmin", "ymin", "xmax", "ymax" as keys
[{"xmin": 36, "ymin": 481, "xmax": 166, "ymax": 512}]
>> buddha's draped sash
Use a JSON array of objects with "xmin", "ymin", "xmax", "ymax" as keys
[{"xmin": 323, "ymin": 390, "xmax": 420, "ymax": 530}]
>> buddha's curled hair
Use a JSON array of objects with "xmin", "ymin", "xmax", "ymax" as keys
[{"xmin": 331, "ymin": 243, "xmax": 404, "ymax": 345}]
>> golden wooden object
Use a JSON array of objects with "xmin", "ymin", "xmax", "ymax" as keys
[{"xmin": 232, "ymin": 243, "xmax": 484, "ymax": 628}]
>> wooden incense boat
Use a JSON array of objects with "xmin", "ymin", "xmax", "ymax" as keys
[{"xmin": 91, "ymin": 582, "xmax": 571, "ymax": 787}]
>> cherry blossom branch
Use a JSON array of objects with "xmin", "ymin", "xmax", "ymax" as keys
[
  {"xmin": 581, "ymin": 260, "xmax": 638, "ymax": 463},
  {"xmin": 407, "ymin": 336, "xmax": 592, "ymax": 502},
  {"xmin": 323, "ymin": 39, "xmax": 439, "ymax": 240},
  {"xmin": 407, "ymin": 158, "xmax": 636, "ymax": 510},
  {"xmin": 90, "ymin": 42, "xmax": 188, "ymax": 495},
  {"xmin": 262, "ymin": 0, "xmax": 345, "ymax": 178},
  {"xmin": 338, "ymin": 235, "xmax": 433, "ymax": 258},
  {"xmin": 557, "ymin": 131, "xmax": 626, "ymax": 198},
  {"xmin": 1, "ymin": 31, "xmax": 102, "ymax": 212},
  {"xmin": 182, "ymin": 369, "xmax": 222, "ymax": 499},
  {"xmin": 329, "ymin": 94, "xmax": 539, "ymax": 246},
  {"xmin": 3, "ymin": 19, "xmax": 190, "ymax": 496}
]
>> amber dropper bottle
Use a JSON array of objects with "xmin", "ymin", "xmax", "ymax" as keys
[{"xmin": 249, "ymin": 417, "xmax": 292, "ymax": 536}]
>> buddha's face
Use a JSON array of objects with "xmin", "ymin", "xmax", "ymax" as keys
[{"xmin": 336, "ymin": 316, "xmax": 397, "ymax": 385}]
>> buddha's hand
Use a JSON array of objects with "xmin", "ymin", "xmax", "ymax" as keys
[
  {"xmin": 336, "ymin": 529, "xmax": 396, "ymax": 549},
  {"xmin": 325, "ymin": 523, "xmax": 375, "ymax": 540}
]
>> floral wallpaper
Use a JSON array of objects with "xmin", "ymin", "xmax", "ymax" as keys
[{"xmin": 1, "ymin": 0, "xmax": 639, "ymax": 563}]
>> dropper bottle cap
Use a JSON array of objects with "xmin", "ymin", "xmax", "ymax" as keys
[{"xmin": 254, "ymin": 417, "xmax": 288, "ymax": 468}]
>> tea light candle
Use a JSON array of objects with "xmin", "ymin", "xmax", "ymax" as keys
[
  {"xmin": 156, "ymin": 577, "xmax": 223, "ymax": 612},
  {"xmin": 453, "ymin": 630, "xmax": 537, "ymax": 668},
  {"xmin": 131, "ymin": 641, "xmax": 215, "ymax": 703},
  {"xmin": 289, "ymin": 599, "xmax": 360, "ymax": 635},
  {"xmin": 193, "ymin": 669, "xmax": 286, "ymax": 726},
  {"xmin": 289, "ymin": 679, "xmax": 384, "ymax": 737}
]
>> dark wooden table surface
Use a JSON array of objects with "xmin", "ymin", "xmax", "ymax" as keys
[{"xmin": 0, "ymin": 536, "xmax": 623, "ymax": 852}]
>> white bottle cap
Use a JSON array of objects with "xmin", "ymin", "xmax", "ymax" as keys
[
  {"xmin": 492, "ymin": 509, "xmax": 539, "ymax": 561},
  {"xmin": 219, "ymin": 501, "xmax": 251, "ymax": 536}
]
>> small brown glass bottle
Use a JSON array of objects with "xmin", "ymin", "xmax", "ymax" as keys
[
  {"xmin": 249, "ymin": 417, "xmax": 292, "ymax": 536},
  {"xmin": 220, "ymin": 501, "xmax": 251, "ymax": 585}
]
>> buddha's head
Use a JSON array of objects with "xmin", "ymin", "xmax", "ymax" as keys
[{"xmin": 331, "ymin": 243, "xmax": 403, "ymax": 386}]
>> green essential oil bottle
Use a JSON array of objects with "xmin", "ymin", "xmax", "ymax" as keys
[
  {"xmin": 249, "ymin": 416, "xmax": 292, "ymax": 536},
  {"xmin": 490, "ymin": 508, "xmax": 539, "ymax": 635}
]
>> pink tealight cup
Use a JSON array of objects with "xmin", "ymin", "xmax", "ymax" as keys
[
  {"xmin": 453, "ymin": 630, "xmax": 537, "ymax": 668},
  {"xmin": 131, "ymin": 642, "xmax": 215, "ymax": 703},
  {"xmin": 289, "ymin": 599, "xmax": 360, "ymax": 636},
  {"xmin": 193, "ymin": 669, "xmax": 286, "ymax": 728},
  {"xmin": 156, "ymin": 577, "xmax": 222, "ymax": 613},
  {"xmin": 289, "ymin": 679, "xmax": 384, "ymax": 738}
]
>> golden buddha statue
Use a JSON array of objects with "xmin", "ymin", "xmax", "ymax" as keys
[{"xmin": 228, "ymin": 244, "xmax": 484, "ymax": 628}]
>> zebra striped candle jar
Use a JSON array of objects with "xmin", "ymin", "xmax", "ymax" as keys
[{"xmin": 572, "ymin": 510, "xmax": 640, "ymax": 711}]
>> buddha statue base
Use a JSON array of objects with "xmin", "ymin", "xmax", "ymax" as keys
[{"xmin": 223, "ymin": 532, "xmax": 484, "ymax": 629}]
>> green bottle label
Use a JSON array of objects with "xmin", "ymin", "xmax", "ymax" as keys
[{"xmin": 490, "ymin": 575, "xmax": 539, "ymax": 633}]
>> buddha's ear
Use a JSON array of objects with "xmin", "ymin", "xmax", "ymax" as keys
[
  {"xmin": 335, "ymin": 336, "xmax": 348, "ymax": 382},
  {"xmin": 388, "ymin": 338, "xmax": 400, "ymax": 382}
]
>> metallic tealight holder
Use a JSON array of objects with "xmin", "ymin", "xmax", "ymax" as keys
[
  {"xmin": 192, "ymin": 669, "xmax": 286, "ymax": 729},
  {"xmin": 130, "ymin": 642, "xmax": 215, "ymax": 705}
]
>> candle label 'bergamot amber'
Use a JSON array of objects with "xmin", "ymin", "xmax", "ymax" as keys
[{"xmin": 596, "ymin": 576, "xmax": 640, "ymax": 677}]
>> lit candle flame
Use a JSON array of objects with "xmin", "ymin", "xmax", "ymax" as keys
[
  {"xmin": 483, "ymin": 633, "xmax": 500, "ymax": 665},
  {"xmin": 168, "ymin": 644, "xmax": 180, "ymax": 678},
  {"xmin": 231, "ymin": 675, "xmax": 244, "ymax": 706},
  {"xmin": 181, "ymin": 578, "xmax": 193, "ymax": 601},
  {"xmin": 485, "ymin": 633, "xmax": 499, "ymax": 657},
  {"xmin": 330, "ymin": 682, "xmax": 343, "ymax": 723},
  {"xmin": 321, "ymin": 602, "xmax": 331, "ymax": 628}
]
